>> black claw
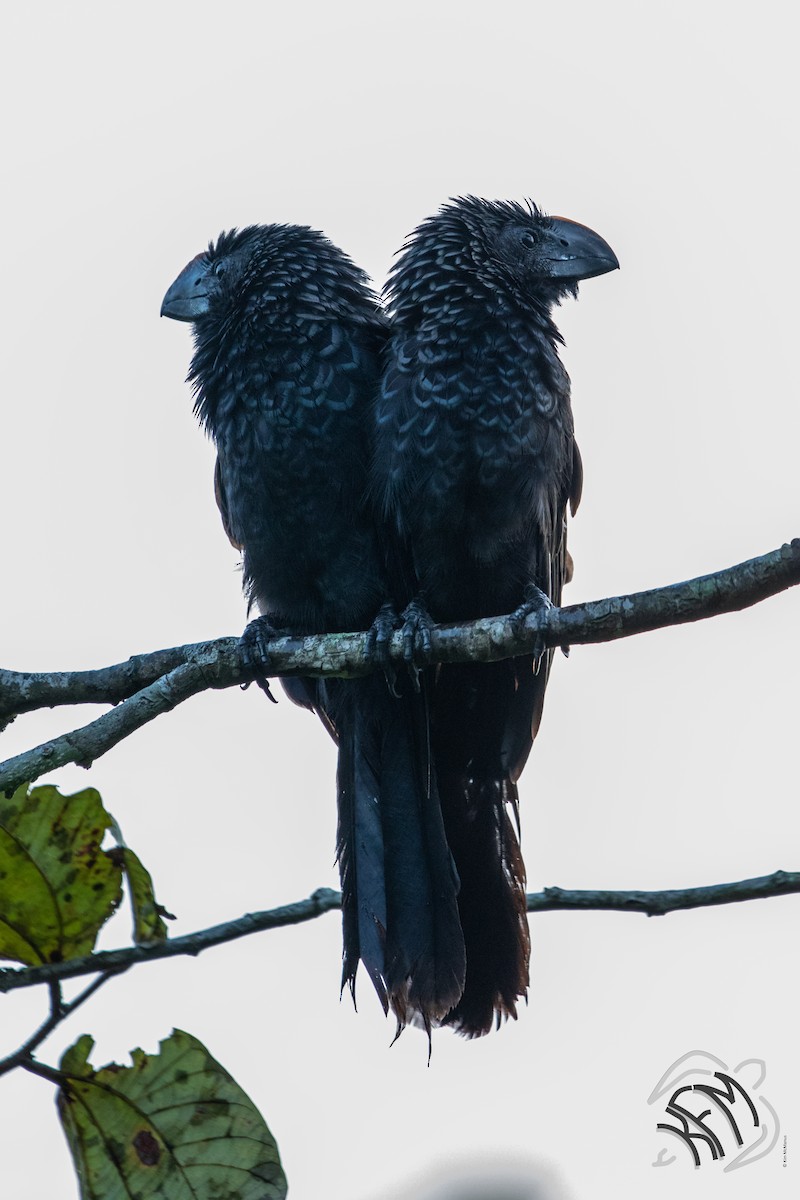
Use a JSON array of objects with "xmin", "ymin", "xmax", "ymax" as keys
[
  {"xmin": 366, "ymin": 602, "xmax": 403, "ymax": 695},
  {"xmin": 402, "ymin": 624, "xmax": 416, "ymax": 666},
  {"xmin": 400, "ymin": 596, "xmax": 436, "ymax": 670},
  {"xmin": 366, "ymin": 602, "xmax": 400, "ymax": 668},
  {"xmin": 510, "ymin": 584, "xmax": 552, "ymax": 629},
  {"xmin": 385, "ymin": 670, "xmax": 402, "ymax": 699},
  {"xmin": 510, "ymin": 585, "xmax": 553, "ymax": 669},
  {"xmin": 239, "ymin": 615, "xmax": 287, "ymax": 702}
]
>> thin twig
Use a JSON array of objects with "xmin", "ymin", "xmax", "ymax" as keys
[
  {"xmin": 530, "ymin": 870, "xmax": 800, "ymax": 914},
  {"xmin": 18, "ymin": 1057, "xmax": 64, "ymax": 1086},
  {"xmin": 1, "ymin": 871, "xmax": 797, "ymax": 995},
  {"xmin": 0, "ymin": 971, "xmax": 123, "ymax": 1076}
]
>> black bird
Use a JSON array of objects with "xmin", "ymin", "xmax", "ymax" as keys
[
  {"xmin": 374, "ymin": 197, "xmax": 618, "ymax": 1036},
  {"xmin": 161, "ymin": 225, "xmax": 465, "ymax": 1031}
]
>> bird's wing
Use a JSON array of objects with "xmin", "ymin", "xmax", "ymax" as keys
[{"xmin": 213, "ymin": 456, "xmax": 244, "ymax": 551}]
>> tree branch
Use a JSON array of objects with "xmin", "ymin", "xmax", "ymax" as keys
[
  {"xmin": 1, "ymin": 870, "xmax": 797, "ymax": 995},
  {"xmin": 0, "ymin": 649, "xmax": 242, "ymax": 795},
  {"xmin": 0, "ymin": 972, "xmax": 122, "ymax": 1077},
  {"xmin": 1, "ymin": 539, "xmax": 797, "ymax": 795},
  {"xmin": 0, "ymin": 888, "xmax": 343, "ymax": 993},
  {"xmin": 531, "ymin": 870, "xmax": 800, "ymax": 914},
  {"xmin": 0, "ymin": 643, "xmax": 208, "ymax": 722}
]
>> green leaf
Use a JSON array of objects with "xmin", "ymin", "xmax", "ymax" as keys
[
  {"xmin": 60, "ymin": 1033, "xmax": 95, "ymax": 1077},
  {"xmin": 0, "ymin": 784, "xmax": 122, "ymax": 965},
  {"xmin": 117, "ymin": 847, "xmax": 169, "ymax": 944},
  {"xmin": 57, "ymin": 1029, "xmax": 287, "ymax": 1200}
]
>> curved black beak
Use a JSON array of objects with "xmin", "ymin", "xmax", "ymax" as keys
[
  {"xmin": 543, "ymin": 217, "xmax": 619, "ymax": 282},
  {"xmin": 161, "ymin": 253, "xmax": 213, "ymax": 321}
]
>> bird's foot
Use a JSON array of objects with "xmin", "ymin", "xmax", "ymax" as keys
[
  {"xmin": 510, "ymin": 583, "xmax": 552, "ymax": 631},
  {"xmin": 366, "ymin": 602, "xmax": 403, "ymax": 695},
  {"xmin": 239, "ymin": 616, "xmax": 289, "ymax": 703},
  {"xmin": 400, "ymin": 596, "xmax": 436, "ymax": 688},
  {"xmin": 401, "ymin": 597, "xmax": 435, "ymax": 665},
  {"xmin": 366, "ymin": 602, "xmax": 400, "ymax": 669},
  {"xmin": 510, "ymin": 585, "xmax": 552, "ymax": 671}
]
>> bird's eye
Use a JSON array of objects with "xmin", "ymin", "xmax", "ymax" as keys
[
  {"xmin": 520, "ymin": 232, "xmax": 538, "ymax": 249},
  {"xmin": 212, "ymin": 263, "xmax": 227, "ymax": 279}
]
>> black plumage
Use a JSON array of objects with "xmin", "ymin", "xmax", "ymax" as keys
[
  {"xmin": 162, "ymin": 225, "xmax": 465, "ymax": 1031},
  {"xmin": 374, "ymin": 197, "xmax": 618, "ymax": 1035}
]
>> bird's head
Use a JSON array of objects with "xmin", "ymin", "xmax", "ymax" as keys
[
  {"xmin": 477, "ymin": 199, "xmax": 619, "ymax": 295},
  {"xmin": 160, "ymin": 227, "xmax": 265, "ymax": 323},
  {"xmin": 161, "ymin": 224, "xmax": 382, "ymax": 432},
  {"xmin": 387, "ymin": 196, "xmax": 618, "ymax": 322},
  {"xmin": 161, "ymin": 224, "xmax": 378, "ymax": 327}
]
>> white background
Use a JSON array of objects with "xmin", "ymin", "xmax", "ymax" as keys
[{"xmin": 1, "ymin": 3, "xmax": 798, "ymax": 1197}]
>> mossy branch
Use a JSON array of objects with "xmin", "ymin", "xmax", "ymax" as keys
[{"xmin": 1, "ymin": 539, "xmax": 797, "ymax": 795}]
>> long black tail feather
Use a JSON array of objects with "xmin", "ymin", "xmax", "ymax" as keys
[
  {"xmin": 334, "ymin": 675, "xmax": 466, "ymax": 1029},
  {"xmin": 438, "ymin": 775, "xmax": 530, "ymax": 1037},
  {"xmin": 431, "ymin": 661, "xmax": 533, "ymax": 1036},
  {"xmin": 335, "ymin": 680, "xmax": 389, "ymax": 1010}
]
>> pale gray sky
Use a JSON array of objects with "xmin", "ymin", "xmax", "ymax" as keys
[{"xmin": 1, "ymin": 3, "xmax": 798, "ymax": 1198}]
